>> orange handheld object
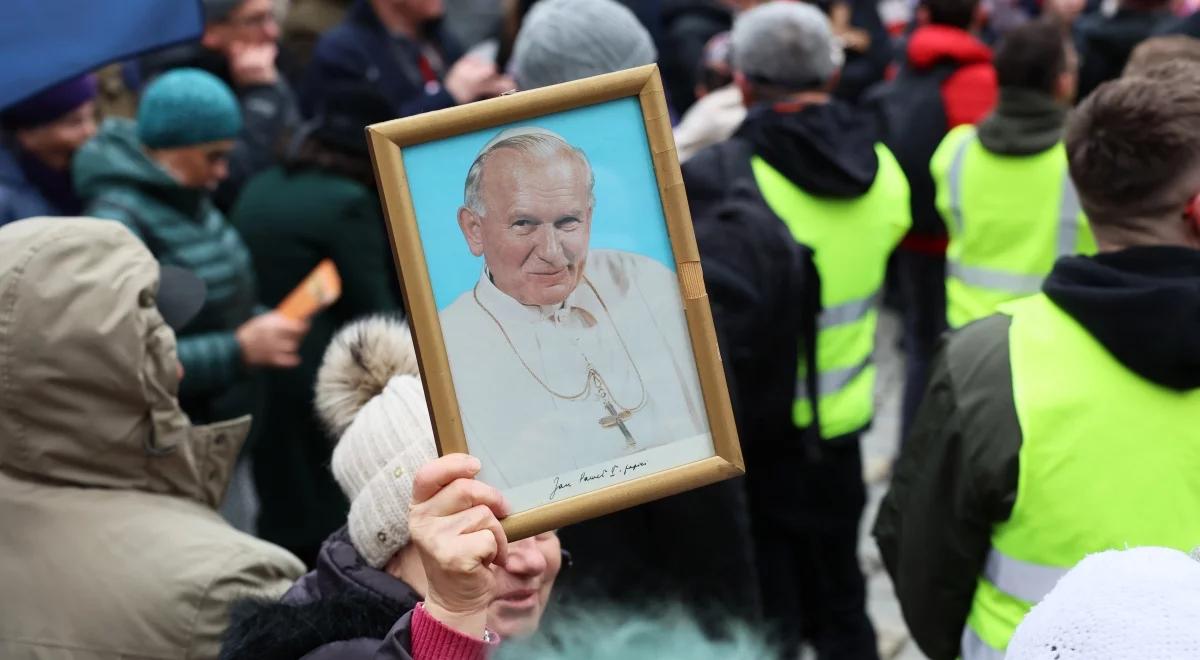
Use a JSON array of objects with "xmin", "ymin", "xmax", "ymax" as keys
[{"xmin": 277, "ymin": 259, "xmax": 342, "ymax": 320}]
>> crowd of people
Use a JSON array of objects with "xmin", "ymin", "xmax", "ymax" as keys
[{"xmin": 2, "ymin": 0, "xmax": 1199, "ymax": 658}]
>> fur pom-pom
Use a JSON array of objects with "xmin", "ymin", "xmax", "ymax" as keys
[{"xmin": 315, "ymin": 315, "xmax": 419, "ymax": 439}]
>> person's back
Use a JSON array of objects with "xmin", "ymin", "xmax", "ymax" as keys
[
  {"xmin": 0, "ymin": 218, "xmax": 303, "ymax": 660},
  {"xmin": 875, "ymin": 70, "xmax": 1200, "ymax": 659},
  {"xmin": 685, "ymin": 4, "xmax": 909, "ymax": 657},
  {"xmin": 1075, "ymin": 0, "xmax": 1175, "ymax": 99},
  {"xmin": 230, "ymin": 85, "xmax": 402, "ymax": 565},
  {"xmin": 869, "ymin": 0, "xmax": 997, "ymax": 435},
  {"xmin": 933, "ymin": 20, "xmax": 1096, "ymax": 328}
]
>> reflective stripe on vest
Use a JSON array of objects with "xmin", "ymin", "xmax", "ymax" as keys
[
  {"xmin": 961, "ymin": 547, "xmax": 1072, "ymax": 658},
  {"xmin": 794, "ymin": 357, "xmax": 871, "ymax": 400},
  {"xmin": 945, "ymin": 131, "xmax": 1081, "ymax": 294},
  {"xmin": 947, "ymin": 262, "xmax": 1043, "ymax": 295},
  {"xmin": 982, "ymin": 547, "xmax": 1068, "ymax": 604},
  {"xmin": 818, "ymin": 292, "xmax": 879, "ymax": 330},
  {"xmin": 961, "ymin": 626, "xmax": 1005, "ymax": 660}
]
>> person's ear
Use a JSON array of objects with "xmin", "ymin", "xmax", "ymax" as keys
[
  {"xmin": 1054, "ymin": 71, "xmax": 1077, "ymax": 104},
  {"xmin": 201, "ymin": 25, "xmax": 225, "ymax": 51},
  {"xmin": 458, "ymin": 206, "xmax": 485, "ymax": 257},
  {"xmin": 1184, "ymin": 194, "xmax": 1200, "ymax": 242},
  {"xmin": 734, "ymin": 71, "xmax": 754, "ymax": 108}
]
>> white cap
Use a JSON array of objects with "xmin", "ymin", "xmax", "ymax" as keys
[
  {"xmin": 316, "ymin": 316, "xmax": 438, "ymax": 568},
  {"xmin": 1006, "ymin": 546, "xmax": 1200, "ymax": 659}
]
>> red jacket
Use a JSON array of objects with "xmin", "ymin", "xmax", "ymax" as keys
[{"xmin": 906, "ymin": 25, "xmax": 997, "ymax": 129}]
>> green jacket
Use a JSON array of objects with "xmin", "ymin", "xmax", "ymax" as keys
[
  {"xmin": 74, "ymin": 119, "xmax": 259, "ymax": 422},
  {"xmin": 230, "ymin": 165, "xmax": 401, "ymax": 559}
]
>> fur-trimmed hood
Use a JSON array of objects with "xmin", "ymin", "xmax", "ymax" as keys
[
  {"xmin": 315, "ymin": 315, "xmax": 420, "ymax": 439},
  {"xmin": 220, "ymin": 528, "xmax": 422, "ymax": 660}
]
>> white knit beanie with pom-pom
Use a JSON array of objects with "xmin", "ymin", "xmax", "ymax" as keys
[
  {"xmin": 1005, "ymin": 546, "xmax": 1200, "ymax": 659},
  {"xmin": 315, "ymin": 315, "xmax": 438, "ymax": 568}
]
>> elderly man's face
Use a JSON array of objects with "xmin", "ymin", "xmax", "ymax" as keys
[{"xmin": 458, "ymin": 148, "xmax": 592, "ymax": 307}]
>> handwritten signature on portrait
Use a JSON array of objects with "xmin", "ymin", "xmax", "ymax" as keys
[{"xmin": 547, "ymin": 460, "xmax": 650, "ymax": 501}]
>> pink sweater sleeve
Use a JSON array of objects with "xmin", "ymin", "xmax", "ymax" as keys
[{"xmin": 411, "ymin": 603, "xmax": 498, "ymax": 660}]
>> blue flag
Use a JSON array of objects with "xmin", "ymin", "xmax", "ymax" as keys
[{"xmin": 0, "ymin": 0, "xmax": 204, "ymax": 109}]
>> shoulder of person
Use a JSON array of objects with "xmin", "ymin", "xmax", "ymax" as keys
[
  {"xmin": 189, "ymin": 534, "xmax": 307, "ymax": 658},
  {"xmin": 439, "ymin": 286, "xmax": 492, "ymax": 348},
  {"xmin": 314, "ymin": 19, "xmax": 378, "ymax": 60},
  {"xmin": 221, "ymin": 585, "xmax": 405, "ymax": 660},
  {"xmin": 589, "ymin": 249, "xmax": 677, "ymax": 285},
  {"xmin": 143, "ymin": 498, "xmax": 305, "ymax": 588},
  {"xmin": 942, "ymin": 313, "xmax": 1011, "ymax": 387},
  {"xmin": 682, "ymin": 138, "xmax": 751, "ymax": 203}
]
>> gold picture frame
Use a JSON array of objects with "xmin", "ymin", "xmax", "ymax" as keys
[{"xmin": 366, "ymin": 65, "xmax": 743, "ymax": 541}]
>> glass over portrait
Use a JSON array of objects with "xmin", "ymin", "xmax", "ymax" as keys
[{"xmin": 403, "ymin": 99, "xmax": 714, "ymax": 513}]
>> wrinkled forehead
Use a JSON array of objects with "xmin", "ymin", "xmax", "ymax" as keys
[{"xmin": 480, "ymin": 148, "xmax": 592, "ymax": 199}]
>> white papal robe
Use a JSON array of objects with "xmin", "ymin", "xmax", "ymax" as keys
[{"xmin": 439, "ymin": 249, "xmax": 710, "ymax": 491}]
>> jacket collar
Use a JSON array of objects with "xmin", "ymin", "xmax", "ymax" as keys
[
  {"xmin": 1044, "ymin": 246, "xmax": 1200, "ymax": 390},
  {"xmin": 906, "ymin": 25, "xmax": 993, "ymax": 70},
  {"xmin": 287, "ymin": 527, "xmax": 423, "ymax": 608},
  {"xmin": 976, "ymin": 87, "xmax": 1067, "ymax": 156},
  {"xmin": 474, "ymin": 266, "xmax": 597, "ymax": 326}
]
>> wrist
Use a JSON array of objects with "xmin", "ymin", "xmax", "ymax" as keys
[{"xmin": 422, "ymin": 599, "xmax": 489, "ymax": 639}]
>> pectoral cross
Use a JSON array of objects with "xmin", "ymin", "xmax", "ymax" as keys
[{"xmin": 600, "ymin": 401, "xmax": 636, "ymax": 448}]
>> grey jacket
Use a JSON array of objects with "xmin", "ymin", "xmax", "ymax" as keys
[{"xmin": 0, "ymin": 218, "xmax": 304, "ymax": 660}]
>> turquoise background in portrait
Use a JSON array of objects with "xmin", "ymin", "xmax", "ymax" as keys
[{"xmin": 402, "ymin": 97, "xmax": 676, "ymax": 311}]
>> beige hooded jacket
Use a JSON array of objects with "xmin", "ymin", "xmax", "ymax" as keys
[{"xmin": 0, "ymin": 218, "xmax": 304, "ymax": 659}]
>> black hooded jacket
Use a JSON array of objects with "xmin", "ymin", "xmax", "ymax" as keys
[
  {"xmin": 874, "ymin": 246, "xmax": 1200, "ymax": 659},
  {"xmin": 1075, "ymin": 7, "xmax": 1176, "ymax": 100},
  {"xmin": 683, "ymin": 101, "xmax": 884, "ymax": 453},
  {"xmin": 220, "ymin": 528, "xmax": 421, "ymax": 660},
  {"xmin": 733, "ymin": 101, "xmax": 881, "ymax": 199}
]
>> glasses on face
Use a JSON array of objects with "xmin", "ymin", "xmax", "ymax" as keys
[{"xmin": 204, "ymin": 148, "xmax": 234, "ymax": 165}]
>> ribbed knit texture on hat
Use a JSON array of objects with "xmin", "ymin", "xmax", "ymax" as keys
[
  {"xmin": 316, "ymin": 316, "xmax": 438, "ymax": 568},
  {"xmin": 1006, "ymin": 547, "xmax": 1200, "ymax": 659},
  {"xmin": 731, "ymin": 1, "xmax": 844, "ymax": 89},
  {"xmin": 137, "ymin": 69, "xmax": 242, "ymax": 149},
  {"xmin": 512, "ymin": 0, "xmax": 657, "ymax": 90}
]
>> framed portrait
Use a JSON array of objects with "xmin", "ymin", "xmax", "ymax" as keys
[{"xmin": 367, "ymin": 65, "xmax": 742, "ymax": 540}]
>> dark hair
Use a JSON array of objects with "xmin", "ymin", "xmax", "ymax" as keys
[
  {"xmin": 995, "ymin": 19, "xmax": 1072, "ymax": 94},
  {"xmin": 281, "ymin": 132, "xmax": 377, "ymax": 188},
  {"xmin": 1066, "ymin": 73, "xmax": 1200, "ymax": 227},
  {"xmin": 1124, "ymin": 35, "xmax": 1200, "ymax": 78},
  {"xmin": 923, "ymin": 0, "xmax": 980, "ymax": 29}
]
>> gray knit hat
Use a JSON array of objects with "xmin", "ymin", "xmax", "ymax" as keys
[
  {"xmin": 512, "ymin": 0, "xmax": 657, "ymax": 90},
  {"xmin": 316, "ymin": 316, "xmax": 438, "ymax": 568},
  {"xmin": 731, "ymin": 1, "xmax": 844, "ymax": 90}
]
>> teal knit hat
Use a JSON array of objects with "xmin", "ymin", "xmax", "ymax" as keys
[{"xmin": 137, "ymin": 69, "xmax": 242, "ymax": 149}]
